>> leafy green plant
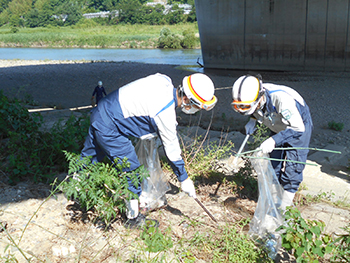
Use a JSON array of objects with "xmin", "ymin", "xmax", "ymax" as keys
[
  {"xmin": 328, "ymin": 121, "xmax": 344, "ymax": 132},
  {"xmin": 188, "ymin": 221, "xmax": 270, "ymax": 262},
  {"xmin": 277, "ymin": 206, "xmax": 334, "ymax": 262},
  {"xmin": 232, "ymin": 160, "xmax": 258, "ymax": 199},
  {"xmin": 157, "ymin": 27, "xmax": 182, "ymax": 49},
  {"xmin": 180, "ymin": 135, "xmax": 234, "ymax": 181},
  {"xmin": 331, "ymin": 223, "xmax": 350, "ymax": 262},
  {"xmin": 140, "ymin": 225, "xmax": 173, "ymax": 253},
  {"xmin": 10, "ymin": 27, "xmax": 18, "ymax": 33},
  {"xmin": 0, "ymin": 91, "xmax": 90, "ymax": 183},
  {"xmin": 305, "ymin": 191, "xmax": 335, "ymax": 204},
  {"xmin": 180, "ymin": 29, "xmax": 197, "ymax": 48},
  {"xmin": 61, "ymin": 151, "xmax": 149, "ymax": 224},
  {"xmin": 248, "ymin": 123, "xmax": 270, "ymax": 150},
  {"xmin": 0, "ymin": 23, "xmax": 199, "ymax": 48}
]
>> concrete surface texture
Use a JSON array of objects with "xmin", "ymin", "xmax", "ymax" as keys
[{"xmin": 195, "ymin": 0, "xmax": 350, "ymax": 71}]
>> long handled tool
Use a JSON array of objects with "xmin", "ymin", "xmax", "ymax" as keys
[
  {"xmin": 230, "ymin": 134, "xmax": 250, "ymax": 172},
  {"xmin": 194, "ymin": 197, "xmax": 218, "ymax": 223}
]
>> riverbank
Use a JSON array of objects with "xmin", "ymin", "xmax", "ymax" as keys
[
  {"xmin": 1, "ymin": 59, "xmax": 350, "ymax": 262},
  {"xmin": 0, "ymin": 24, "xmax": 200, "ymax": 49},
  {"xmin": 2, "ymin": 59, "xmax": 350, "ymax": 145},
  {"xmin": 2, "ymin": 59, "xmax": 350, "ymax": 178}
]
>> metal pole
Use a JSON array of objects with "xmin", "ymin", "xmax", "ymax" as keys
[{"xmin": 194, "ymin": 198, "xmax": 218, "ymax": 223}]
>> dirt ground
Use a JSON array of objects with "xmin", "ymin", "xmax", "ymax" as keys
[
  {"xmin": 1, "ymin": 60, "xmax": 350, "ymax": 262},
  {"xmin": 0, "ymin": 148, "xmax": 349, "ymax": 263}
]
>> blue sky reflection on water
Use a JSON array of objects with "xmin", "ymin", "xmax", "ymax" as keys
[{"xmin": 0, "ymin": 48, "xmax": 203, "ymax": 66}]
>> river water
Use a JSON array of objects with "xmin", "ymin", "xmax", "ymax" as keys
[{"xmin": 0, "ymin": 48, "xmax": 203, "ymax": 66}]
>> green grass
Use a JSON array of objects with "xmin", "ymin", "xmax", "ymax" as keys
[{"xmin": 0, "ymin": 23, "xmax": 200, "ymax": 48}]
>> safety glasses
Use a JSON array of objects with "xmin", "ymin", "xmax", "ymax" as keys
[
  {"xmin": 231, "ymin": 88, "xmax": 264, "ymax": 113},
  {"xmin": 192, "ymin": 96, "xmax": 217, "ymax": 111},
  {"xmin": 182, "ymin": 93, "xmax": 217, "ymax": 111},
  {"xmin": 231, "ymin": 101, "xmax": 253, "ymax": 112}
]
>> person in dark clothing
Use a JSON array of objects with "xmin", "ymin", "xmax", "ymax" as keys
[
  {"xmin": 81, "ymin": 73, "xmax": 217, "ymax": 227},
  {"xmin": 92, "ymin": 81, "xmax": 107, "ymax": 105},
  {"xmin": 231, "ymin": 74, "xmax": 313, "ymax": 211}
]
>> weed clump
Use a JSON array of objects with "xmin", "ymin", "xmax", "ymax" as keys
[
  {"xmin": 328, "ymin": 121, "xmax": 344, "ymax": 131},
  {"xmin": 157, "ymin": 27, "xmax": 198, "ymax": 49},
  {"xmin": 61, "ymin": 151, "xmax": 149, "ymax": 224},
  {"xmin": 0, "ymin": 91, "xmax": 90, "ymax": 184}
]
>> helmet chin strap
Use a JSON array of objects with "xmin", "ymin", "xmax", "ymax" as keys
[
  {"xmin": 180, "ymin": 87, "xmax": 193, "ymax": 108},
  {"xmin": 179, "ymin": 90, "xmax": 201, "ymax": 115},
  {"xmin": 257, "ymin": 95, "xmax": 266, "ymax": 110},
  {"xmin": 182, "ymin": 105, "xmax": 200, "ymax": 114},
  {"xmin": 178, "ymin": 85, "xmax": 189, "ymax": 107}
]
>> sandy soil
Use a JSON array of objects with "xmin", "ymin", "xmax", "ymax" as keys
[{"xmin": 1, "ymin": 59, "xmax": 350, "ymax": 262}]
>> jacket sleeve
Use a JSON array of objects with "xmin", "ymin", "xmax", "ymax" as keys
[
  {"xmin": 102, "ymin": 87, "xmax": 107, "ymax": 96},
  {"xmin": 271, "ymin": 92, "xmax": 305, "ymax": 146},
  {"xmin": 92, "ymin": 87, "xmax": 97, "ymax": 96},
  {"xmin": 154, "ymin": 106, "xmax": 188, "ymax": 182}
]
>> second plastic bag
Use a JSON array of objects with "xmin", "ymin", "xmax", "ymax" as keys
[
  {"xmin": 248, "ymin": 151, "xmax": 285, "ymax": 259},
  {"xmin": 135, "ymin": 136, "xmax": 170, "ymax": 212}
]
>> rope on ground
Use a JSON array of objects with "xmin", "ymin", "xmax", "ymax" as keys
[
  {"xmin": 236, "ymin": 147, "xmax": 342, "ymax": 166},
  {"xmin": 238, "ymin": 147, "xmax": 342, "ymax": 157}
]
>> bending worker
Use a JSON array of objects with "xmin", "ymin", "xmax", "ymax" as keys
[
  {"xmin": 92, "ymin": 80, "xmax": 107, "ymax": 105},
  {"xmin": 231, "ymin": 74, "xmax": 313, "ymax": 210},
  {"xmin": 81, "ymin": 73, "xmax": 217, "ymax": 227}
]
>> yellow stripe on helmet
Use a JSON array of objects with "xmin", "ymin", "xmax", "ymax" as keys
[{"xmin": 187, "ymin": 75, "xmax": 217, "ymax": 109}]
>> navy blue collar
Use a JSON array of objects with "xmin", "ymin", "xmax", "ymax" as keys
[{"xmin": 263, "ymin": 90, "xmax": 277, "ymax": 113}]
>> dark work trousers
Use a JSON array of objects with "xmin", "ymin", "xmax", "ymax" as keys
[
  {"xmin": 81, "ymin": 121, "xmax": 142, "ymax": 196},
  {"xmin": 270, "ymin": 120, "xmax": 313, "ymax": 193}
]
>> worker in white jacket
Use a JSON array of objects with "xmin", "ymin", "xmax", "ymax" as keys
[
  {"xmin": 81, "ymin": 73, "xmax": 217, "ymax": 227},
  {"xmin": 231, "ymin": 74, "xmax": 313, "ymax": 211}
]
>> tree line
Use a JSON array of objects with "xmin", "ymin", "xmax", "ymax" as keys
[{"xmin": 0, "ymin": 0, "xmax": 196, "ymax": 28}]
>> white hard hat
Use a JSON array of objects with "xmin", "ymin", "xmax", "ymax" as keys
[
  {"xmin": 98, "ymin": 81, "xmax": 103, "ymax": 86},
  {"xmin": 231, "ymin": 75, "xmax": 264, "ymax": 115},
  {"xmin": 182, "ymin": 73, "xmax": 217, "ymax": 111}
]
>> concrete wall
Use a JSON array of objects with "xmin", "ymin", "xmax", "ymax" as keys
[{"xmin": 195, "ymin": 0, "xmax": 350, "ymax": 71}]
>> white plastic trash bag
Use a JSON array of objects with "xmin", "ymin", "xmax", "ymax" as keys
[
  {"xmin": 248, "ymin": 151, "xmax": 285, "ymax": 260},
  {"xmin": 135, "ymin": 136, "xmax": 170, "ymax": 211}
]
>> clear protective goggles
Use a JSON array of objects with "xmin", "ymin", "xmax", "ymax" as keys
[
  {"xmin": 181, "ymin": 87, "xmax": 217, "ymax": 111},
  {"xmin": 188, "ymin": 96, "xmax": 217, "ymax": 111}
]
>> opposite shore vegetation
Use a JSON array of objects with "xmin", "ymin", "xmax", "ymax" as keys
[{"xmin": 0, "ymin": 23, "xmax": 201, "ymax": 49}]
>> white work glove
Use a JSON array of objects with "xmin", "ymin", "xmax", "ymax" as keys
[
  {"xmin": 259, "ymin": 137, "xmax": 276, "ymax": 154},
  {"xmin": 280, "ymin": 190, "xmax": 295, "ymax": 212},
  {"xmin": 245, "ymin": 118, "xmax": 257, "ymax": 135},
  {"xmin": 181, "ymin": 178, "xmax": 197, "ymax": 198},
  {"xmin": 125, "ymin": 199, "xmax": 139, "ymax": 219}
]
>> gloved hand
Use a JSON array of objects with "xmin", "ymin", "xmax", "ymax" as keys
[
  {"xmin": 280, "ymin": 190, "xmax": 295, "ymax": 211},
  {"xmin": 245, "ymin": 118, "xmax": 257, "ymax": 135},
  {"xmin": 125, "ymin": 199, "xmax": 139, "ymax": 219},
  {"xmin": 259, "ymin": 137, "xmax": 276, "ymax": 154},
  {"xmin": 181, "ymin": 178, "xmax": 197, "ymax": 198}
]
